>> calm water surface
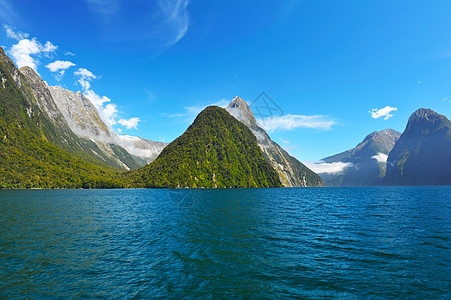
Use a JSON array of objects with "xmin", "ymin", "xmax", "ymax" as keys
[{"xmin": 0, "ymin": 187, "xmax": 449, "ymax": 298}]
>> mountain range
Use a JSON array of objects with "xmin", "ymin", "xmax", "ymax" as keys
[
  {"xmin": 319, "ymin": 129, "xmax": 401, "ymax": 186},
  {"xmin": 0, "ymin": 45, "xmax": 449, "ymax": 188},
  {"xmin": 318, "ymin": 109, "xmax": 450, "ymax": 186}
]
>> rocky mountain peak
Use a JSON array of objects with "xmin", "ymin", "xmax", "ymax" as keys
[
  {"xmin": 226, "ymin": 96, "xmax": 257, "ymax": 127},
  {"xmin": 19, "ymin": 66, "xmax": 39, "ymax": 80},
  {"xmin": 405, "ymin": 108, "xmax": 449, "ymax": 135},
  {"xmin": 411, "ymin": 108, "xmax": 437, "ymax": 120},
  {"xmin": 384, "ymin": 108, "xmax": 450, "ymax": 185},
  {"xmin": 359, "ymin": 129, "xmax": 401, "ymax": 150}
]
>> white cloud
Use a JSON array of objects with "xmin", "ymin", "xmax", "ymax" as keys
[
  {"xmin": 65, "ymin": 51, "xmax": 75, "ymax": 56},
  {"xmin": 442, "ymin": 97, "xmax": 451, "ymax": 103},
  {"xmin": 74, "ymin": 67, "xmax": 97, "ymax": 90},
  {"xmin": 369, "ymin": 106, "xmax": 397, "ymax": 120},
  {"xmin": 3, "ymin": 25, "xmax": 28, "ymax": 40},
  {"xmin": 8, "ymin": 39, "xmax": 57, "ymax": 70},
  {"xmin": 158, "ymin": 0, "xmax": 190, "ymax": 45},
  {"xmin": 74, "ymin": 67, "xmax": 96, "ymax": 78},
  {"xmin": 371, "ymin": 152, "xmax": 388, "ymax": 163},
  {"xmin": 118, "ymin": 117, "xmax": 140, "ymax": 129},
  {"xmin": 46, "ymin": 60, "xmax": 76, "ymax": 72},
  {"xmin": 304, "ymin": 161, "xmax": 353, "ymax": 174},
  {"xmin": 102, "ymin": 103, "xmax": 118, "ymax": 126},
  {"xmin": 46, "ymin": 60, "xmax": 76, "ymax": 81},
  {"xmin": 74, "ymin": 67, "xmax": 140, "ymax": 130},
  {"xmin": 4, "ymin": 27, "xmax": 57, "ymax": 71},
  {"xmin": 83, "ymin": 89, "xmax": 111, "ymax": 107},
  {"xmin": 257, "ymin": 114, "xmax": 335, "ymax": 131},
  {"xmin": 416, "ymin": 81, "xmax": 422, "ymax": 84}
]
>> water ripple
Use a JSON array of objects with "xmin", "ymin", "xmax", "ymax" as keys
[{"xmin": 0, "ymin": 187, "xmax": 449, "ymax": 298}]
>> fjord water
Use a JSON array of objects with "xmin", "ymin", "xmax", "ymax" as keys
[{"xmin": 0, "ymin": 187, "xmax": 449, "ymax": 298}]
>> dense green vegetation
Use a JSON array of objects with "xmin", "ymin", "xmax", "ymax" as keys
[
  {"xmin": 128, "ymin": 106, "xmax": 282, "ymax": 188},
  {"xmin": 0, "ymin": 47, "xmax": 124, "ymax": 188},
  {"xmin": 19, "ymin": 65, "xmax": 144, "ymax": 171}
]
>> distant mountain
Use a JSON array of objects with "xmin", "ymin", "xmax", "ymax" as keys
[
  {"xmin": 319, "ymin": 129, "xmax": 401, "ymax": 186},
  {"xmin": 0, "ymin": 46, "xmax": 122, "ymax": 188},
  {"xmin": 384, "ymin": 108, "xmax": 451, "ymax": 185},
  {"xmin": 226, "ymin": 97, "xmax": 324, "ymax": 187},
  {"xmin": 129, "ymin": 106, "xmax": 282, "ymax": 188}
]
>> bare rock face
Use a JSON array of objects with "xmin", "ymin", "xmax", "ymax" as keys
[
  {"xmin": 48, "ymin": 86, "xmax": 110, "ymax": 138},
  {"xmin": 18, "ymin": 66, "xmax": 166, "ymax": 170},
  {"xmin": 226, "ymin": 97, "xmax": 324, "ymax": 187}
]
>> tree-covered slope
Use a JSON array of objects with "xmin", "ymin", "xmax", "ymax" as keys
[
  {"xmin": 226, "ymin": 97, "xmax": 324, "ymax": 187},
  {"xmin": 129, "ymin": 106, "xmax": 282, "ymax": 188},
  {"xmin": 384, "ymin": 108, "xmax": 451, "ymax": 185},
  {"xmin": 0, "ymin": 47, "xmax": 123, "ymax": 188}
]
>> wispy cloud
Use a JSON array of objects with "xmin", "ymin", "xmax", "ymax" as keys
[
  {"xmin": 257, "ymin": 114, "xmax": 335, "ymax": 132},
  {"xmin": 65, "ymin": 51, "xmax": 75, "ymax": 56},
  {"xmin": 442, "ymin": 97, "xmax": 451, "ymax": 103},
  {"xmin": 84, "ymin": 0, "xmax": 189, "ymax": 48},
  {"xmin": 4, "ymin": 24, "xmax": 28, "ymax": 40},
  {"xmin": 84, "ymin": 0, "xmax": 120, "ymax": 18},
  {"xmin": 46, "ymin": 60, "xmax": 76, "ymax": 81},
  {"xmin": 304, "ymin": 161, "xmax": 353, "ymax": 174},
  {"xmin": 369, "ymin": 106, "xmax": 397, "ymax": 120},
  {"xmin": 158, "ymin": 0, "xmax": 190, "ymax": 45},
  {"xmin": 0, "ymin": 1, "xmax": 17, "ymax": 24}
]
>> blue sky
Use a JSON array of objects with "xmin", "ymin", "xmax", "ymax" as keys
[{"xmin": 0, "ymin": 0, "xmax": 450, "ymax": 164}]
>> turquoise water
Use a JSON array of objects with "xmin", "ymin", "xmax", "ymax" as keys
[{"xmin": 0, "ymin": 187, "xmax": 449, "ymax": 298}]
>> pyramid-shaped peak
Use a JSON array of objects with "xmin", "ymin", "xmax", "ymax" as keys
[
  {"xmin": 226, "ymin": 96, "xmax": 257, "ymax": 127},
  {"xmin": 228, "ymin": 96, "xmax": 250, "ymax": 109}
]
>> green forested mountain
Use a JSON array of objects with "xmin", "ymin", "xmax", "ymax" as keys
[
  {"xmin": 128, "ymin": 106, "xmax": 282, "ymax": 188},
  {"xmin": 384, "ymin": 108, "xmax": 451, "ymax": 185},
  {"xmin": 0, "ymin": 47, "xmax": 124, "ymax": 188},
  {"xmin": 226, "ymin": 97, "xmax": 324, "ymax": 187}
]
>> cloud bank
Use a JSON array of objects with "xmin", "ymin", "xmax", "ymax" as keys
[{"xmin": 304, "ymin": 161, "xmax": 353, "ymax": 174}]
